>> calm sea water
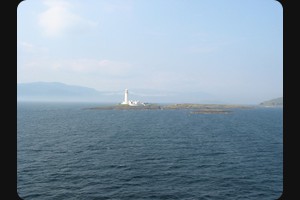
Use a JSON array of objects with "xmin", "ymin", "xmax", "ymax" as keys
[{"xmin": 17, "ymin": 102, "xmax": 283, "ymax": 200}]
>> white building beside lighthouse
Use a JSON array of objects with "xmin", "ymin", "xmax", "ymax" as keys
[{"xmin": 121, "ymin": 89, "xmax": 145, "ymax": 106}]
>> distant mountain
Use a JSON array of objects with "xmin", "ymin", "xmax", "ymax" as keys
[
  {"xmin": 17, "ymin": 82, "xmax": 218, "ymax": 103},
  {"xmin": 259, "ymin": 97, "xmax": 283, "ymax": 106},
  {"xmin": 17, "ymin": 82, "xmax": 120, "ymax": 102}
]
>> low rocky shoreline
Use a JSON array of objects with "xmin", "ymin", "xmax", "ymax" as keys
[
  {"xmin": 87, "ymin": 103, "xmax": 253, "ymax": 114},
  {"xmin": 190, "ymin": 109, "xmax": 232, "ymax": 114}
]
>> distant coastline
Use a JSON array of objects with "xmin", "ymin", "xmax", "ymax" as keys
[{"xmin": 259, "ymin": 97, "xmax": 283, "ymax": 107}]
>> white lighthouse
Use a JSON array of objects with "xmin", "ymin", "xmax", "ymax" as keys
[
  {"xmin": 121, "ymin": 89, "xmax": 129, "ymax": 105},
  {"xmin": 121, "ymin": 89, "xmax": 145, "ymax": 106}
]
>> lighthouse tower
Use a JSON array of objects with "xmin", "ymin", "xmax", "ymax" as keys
[{"xmin": 122, "ymin": 89, "xmax": 129, "ymax": 104}]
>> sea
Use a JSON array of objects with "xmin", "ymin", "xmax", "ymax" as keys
[{"xmin": 17, "ymin": 102, "xmax": 283, "ymax": 200}]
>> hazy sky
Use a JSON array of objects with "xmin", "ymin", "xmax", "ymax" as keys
[{"xmin": 17, "ymin": 0, "xmax": 283, "ymax": 104}]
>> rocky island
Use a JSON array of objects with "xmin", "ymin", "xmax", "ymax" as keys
[
  {"xmin": 87, "ymin": 103, "xmax": 252, "ymax": 114},
  {"xmin": 86, "ymin": 89, "xmax": 254, "ymax": 114}
]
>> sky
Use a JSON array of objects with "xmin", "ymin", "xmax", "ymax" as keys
[{"xmin": 17, "ymin": 0, "xmax": 283, "ymax": 104}]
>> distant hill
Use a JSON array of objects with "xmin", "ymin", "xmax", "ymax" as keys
[
  {"xmin": 259, "ymin": 97, "xmax": 283, "ymax": 106},
  {"xmin": 17, "ymin": 82, "xmax": 218, "ymax": 103},
  {"xmin": 17, "ymin": 82, "xmax": 120, "ymax": 102}
]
